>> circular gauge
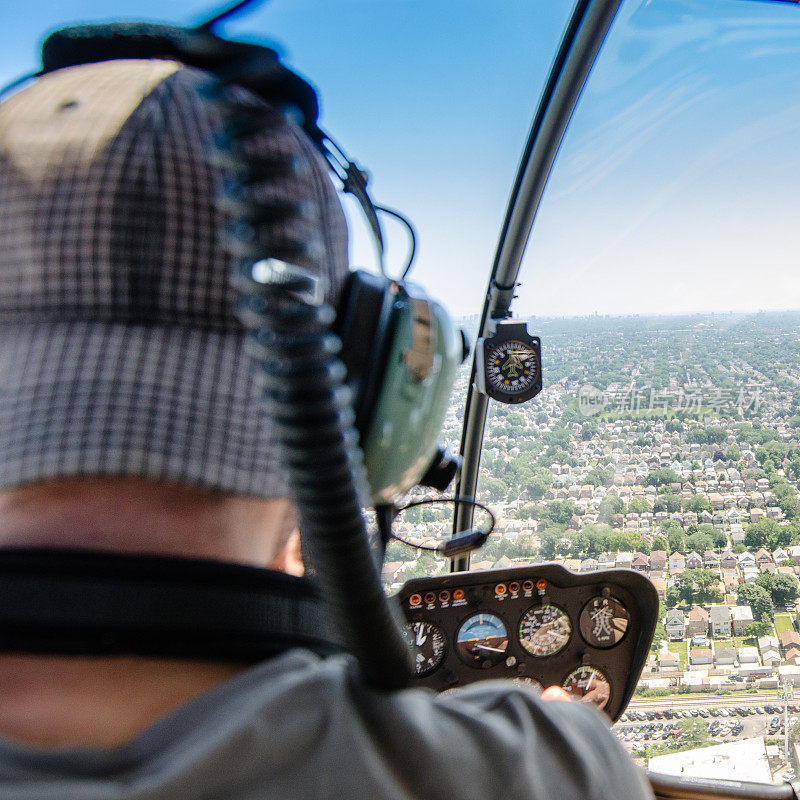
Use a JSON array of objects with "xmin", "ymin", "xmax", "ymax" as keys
[
  {"xmin": 562, "ymin": 666, "xmax": 611, "ymax": 710},
  {"xmin": 512, "ymin": 677, "xmax": 544, "ymax": 694},
  {"xmin": 579, "ymin": 596, "xmax": 629, "ymax": 648},
  {"xmin": 403, "ymin": 621, "xmax": 446, "ymax": 677},
  {"xmin": 519, "ymin": 604, "xmax": 571, "ymax": 657},
  {"xmin": 456, "ymin": 612, "xmax": 509, "ymax": 668},
  {"xmin": 486, "ymin": 339, "xmax": 540, "ymax": 396}
]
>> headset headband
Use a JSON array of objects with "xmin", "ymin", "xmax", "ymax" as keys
[{"xmin": 40, "ymin": 22, "xmax": 324, "ymax": 147}]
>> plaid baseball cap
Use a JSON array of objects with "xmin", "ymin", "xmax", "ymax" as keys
[{"xmin": 0, "ymin": 58, "xmax": 348, "ymax": 497}]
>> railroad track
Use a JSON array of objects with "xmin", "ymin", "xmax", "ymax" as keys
[{"xmin": 627, "ymin": 694, "xmax": 785, "ymax": 711}]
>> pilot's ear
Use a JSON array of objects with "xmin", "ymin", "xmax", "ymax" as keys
[{"xmin": 270, "ymin": 528, "xmax": 304, "ymax": 577}]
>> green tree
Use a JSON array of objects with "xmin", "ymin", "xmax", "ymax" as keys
[
  {"xmin": 652, "ymin": 535, "xmax": 668, "ymax": 552},
  {"xmin": 744, "ymin": 518, "xmax": 780, "ymax": 550},
  {"xmin": 539, "ymin": 531, "xmax": 559, "ymax": 560},
  {"xmin": 525, "ymin": 467, "xmax": 553, "ymax": 501},
  {"xmin": 584, "ymin": 467, "xmax": 612, "ymax": 487},
  {"xmin": 675, "ymin": 569, "xmax": 722, "ymax": 605},
  {"xmin": 683, "ymin": 496, "xmax": 712, "ymax": 514},
  {"xmin": 627, "ymin": 497, "xmax": 650, "ymax": 515},
  {"xmin": 686, "ymin": 531, "xmax": 714, "ymax": 554},
  {"xmin": 662, "ymin": 494, "xmax": 683, "ymax": 514},
  {"xmin": 737, "ymin": 583, "xmax": 775, "ymax": 621},
  {"xmin": 542, "ymin": 500, "xmax": 577, "ymax": 525},
  {"xmin": 745, "ymin": 618, "xmax": 772, "ymax": 638},
  {"xmin": 757, "ymin": 572, "xmax": 799, "ymax": 607},
  {"xmin": 725, "ymin": 444, "xmax": 742, "ymax": 462},
  {"xmin": 666, "ymin": 528, "xmax": 686, "ymax": 555},
  {"xmin": 645, "ymin": 469, "xmax": 682, "ymax": 488},
  {"xmin": 597, "ymin": 495, "xmax": 625, "ymax": 524},
  {"xmin": 666, "ymin": 586, "xmax": 681, "ymax": 607}
]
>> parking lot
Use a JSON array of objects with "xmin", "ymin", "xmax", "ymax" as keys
[{"xmin": 613, "ymin": 703, "xmax": 797, "ymax": 753}]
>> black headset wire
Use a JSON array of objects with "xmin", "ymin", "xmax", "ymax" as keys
[
  {"xmin": 374, "ymin": 204, "xmax": 417, "ymax": 280},
  {"xmin": 206, "ymin": 64, "xmax": 413, "ymax": 690}
]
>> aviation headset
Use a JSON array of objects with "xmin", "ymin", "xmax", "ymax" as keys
[{"xmin": 0, "ymin": 7, "xmax": 466, "ymax": 688}]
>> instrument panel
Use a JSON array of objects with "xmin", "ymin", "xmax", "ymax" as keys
[{"xmin": 396, "ymin": 564, "xmax": 657, "ymax": 721}]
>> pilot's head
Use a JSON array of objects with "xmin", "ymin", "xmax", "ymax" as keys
[{"xmin": 0, "ymin": 59, "xmax": 349, "ymax": 568}]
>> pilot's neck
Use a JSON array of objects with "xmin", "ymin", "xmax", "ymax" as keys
[{"xmin": 0, "ymin": 477, "xmax": 301, "ymax": 747}]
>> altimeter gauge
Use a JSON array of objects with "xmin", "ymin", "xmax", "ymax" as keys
[
  {"xmin": 403, "ymin": 621, "xmax": 446, "ymax": 676},
  {"xmin": 562, "ymin": 666, "xmax": 611, "ymax": 710},
  {"xmin": 475, "ymin": 320, "xmax": 542, "ymax": 404},
  {"xmin": 519, "ymin": 604, "xmax": 571, "ymax": 657}
]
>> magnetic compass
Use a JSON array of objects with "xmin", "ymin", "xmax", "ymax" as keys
[{"xmin": 475, "ymin": 320, "xmax": 541, "ymax": 404}]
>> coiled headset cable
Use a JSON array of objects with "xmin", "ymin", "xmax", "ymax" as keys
[{"xmin": 207, "ymin": 63, "xmax": 413, "ymax": 690}]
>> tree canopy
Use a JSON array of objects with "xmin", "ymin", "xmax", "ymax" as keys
[{"xmin": 736, "ymin": 583, "xmax": 775, "ymax": 621}]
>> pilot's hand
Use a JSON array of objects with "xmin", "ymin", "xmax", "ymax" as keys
[{"xmin": 540, "ymin": 686, "xmax": 572, "ymax": 702}]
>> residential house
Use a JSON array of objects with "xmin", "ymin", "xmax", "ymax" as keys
[
  {"xmin": 738, "ymin": 646, "xmax": 760, "ymax": 665},
  {"xmin": 739, "ymin": 550, "xmax": 756, "ymax": 567},
  {"xmin": 615, "ymin": 552, "xmax": 633, "ymax": 569},
  {"xmin": 704, "ymin": 551, "xmax": 720, "ymax": 570},
  {"xmin": 597, "ymin": 553, "xmax": 616, "ymax": 570},
  {"xmin": 665, "ymin": 609, "xmax": 686, "ymax": 640},
  {"xmin": 720, "ymin": 551, "xmax": 738, "ymax": 571},
  {"xmin": 742, "ymin": 565, "xmax": 760, "ymax": 584},
  {"xmin": 686, "ymin": 606, "xmax": 709, "ymax": 638},
  {"xmin": 723, "ymin": 574, "xmax": 740, "ymax": 595},
  {"xmin": 709, "ymin": 605, "xmax": 732, "ymax": 638},
  {"xmin": 651, "ymin": 577, "xmax": 666, "ymax": 601},
  {"xmin": 689, "ymin": 648, "xmax": 713, "ymax": 667},
  {"xmin": 755, "ymin": 548, "xmax": 774, "ymax": 569},
  {"xmin": 669, "ymin": 552, "xmax": 686, "ymax": 572},
  {"xmin": 715, "ymin": 647, "xmax": 736, "ymax": 666},
  {"xmin": 579, "ymin": 558, "xmax": 598, "ymax": 573},
  {"xmin": 686, "ymin": 551, "xmax": 703, "ymax": 570},
  {"xmin": 781, "ymin": 631, "xmax": 800, "ymax": 663},
  {"xmin": 659, "ymin": 651, "xmax": 679, "ymax": 670},
  {"xmin": 758, "ymin": 635, "xmax": 781, "ymax": 667},
  {"xmin": 731, "ymin": 606, "xmax": 754, "ymax": 636},
  {"xmin": 774, "ymin": 548, "xmax": 790, "ymax": 565},
  {"xmin": 650, "ymin": 550, "xmax": 667, "ymax": 572},
  {"xmin": 631, "ymin": 553, "xmax": 649, "ymax": 572}
]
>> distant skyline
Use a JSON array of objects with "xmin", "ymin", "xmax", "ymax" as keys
[{"xmin": 3, "ymin": 0, "xmax": 800, "ymax": 318}]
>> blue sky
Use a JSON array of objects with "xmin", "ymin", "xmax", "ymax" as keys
[{"xmin": 3, "ymin": 0, "xmax": 800, "ymax": 318}]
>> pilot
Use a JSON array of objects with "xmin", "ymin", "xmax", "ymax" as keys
[{"xmin": 0, "ymin": 56, "xmax": 653, "ymax": 798}]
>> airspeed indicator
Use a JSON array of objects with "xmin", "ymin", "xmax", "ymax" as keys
[{"xmin": 403, "ymin": 621, "xmax": 446, "ymax": 676}]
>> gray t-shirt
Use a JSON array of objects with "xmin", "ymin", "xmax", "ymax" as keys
[{"xmin": 0, "ymin": 649, "xmax": 652, "ymax": 799}]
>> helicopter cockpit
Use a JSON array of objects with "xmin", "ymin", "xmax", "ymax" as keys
[{"xmin": 2, "ymin": 1, "xmax": 800, "ymax": 799}]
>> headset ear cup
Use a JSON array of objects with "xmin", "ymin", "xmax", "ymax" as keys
[{"xmin": 335, "ymin": 270, "xmax": 398, "ymax": 442}]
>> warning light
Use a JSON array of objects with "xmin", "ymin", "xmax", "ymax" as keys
[
  {"xmin": 424, "ymin": 592, "xmax": 436, "ymax": 604},
  {"xmin": 522, "ymin": 580, "xmax": 534, "ymax": 592},
  {"xmin": 536, "ymin": 579, "xmax": 547, "ymax": 591},
  {"xmin": 409, "ymin": 594, "xmax": 422, "ymax": 606},
  {"xmin": 439, "ymin": 591, "xmax": 450, "ymax": 603},
  {"xmin": 509, "ymin": 582, "xmax": 520, "ymax": 594},
  {"xmin": 495, "ymin": 583, "xmax": 507, "ymax": 596},
  {"xmin": 453, "ymin": 589, "xmax": 465, "ymax": 601}
]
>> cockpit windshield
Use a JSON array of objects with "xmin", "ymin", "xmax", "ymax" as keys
[{"xmin": 475, "ymin": 0, "xmax": 800, "ymax": 785}]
